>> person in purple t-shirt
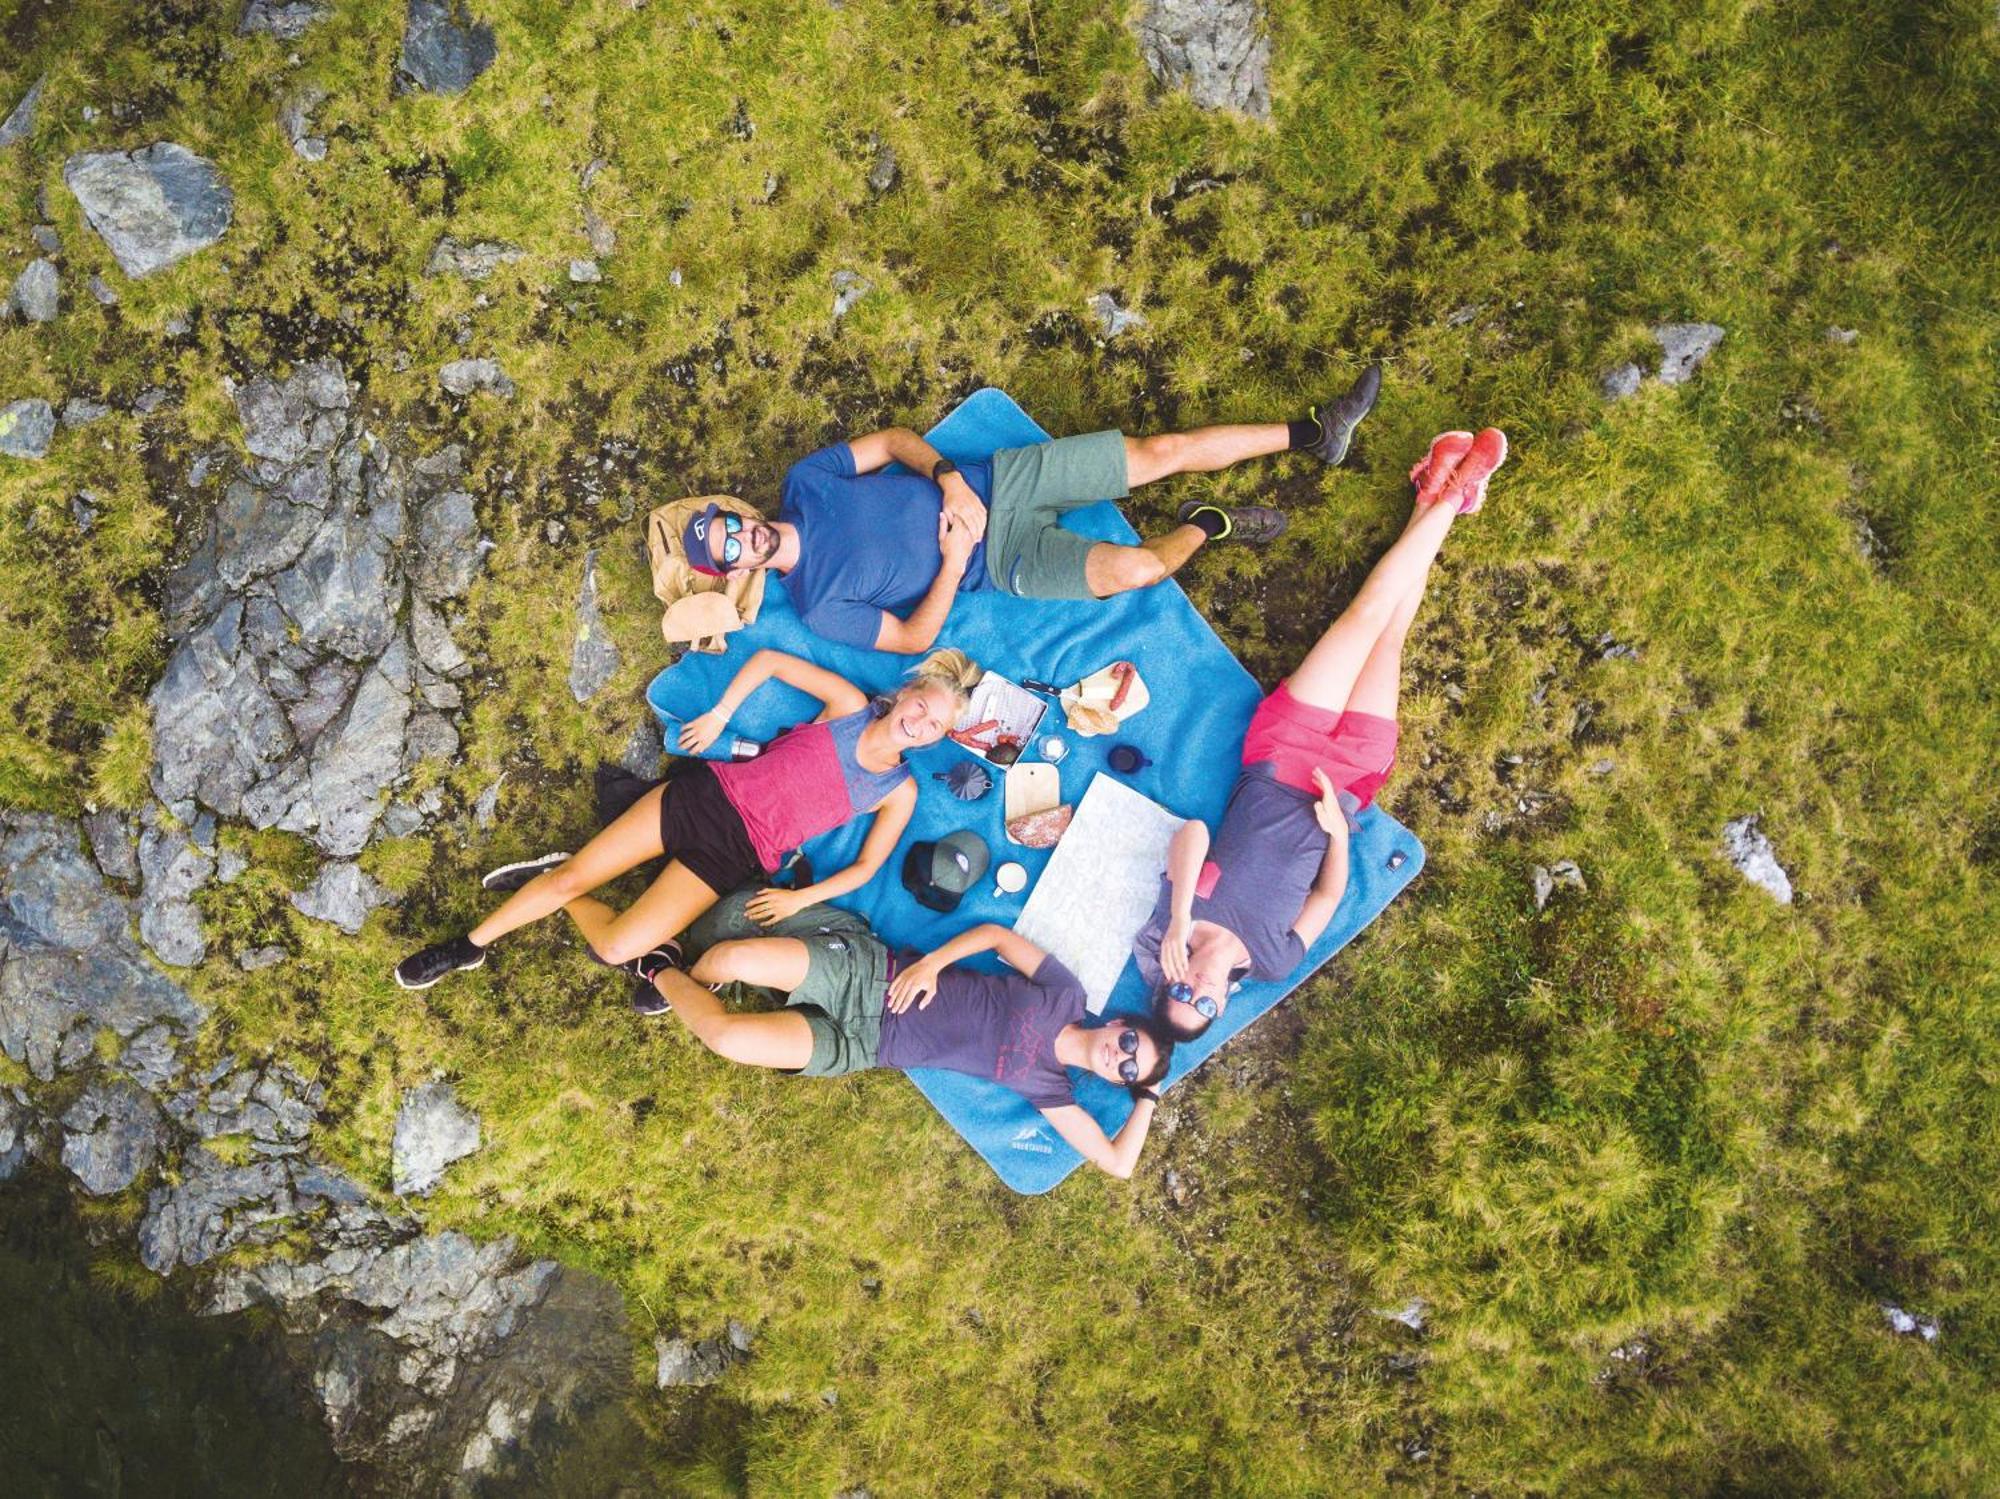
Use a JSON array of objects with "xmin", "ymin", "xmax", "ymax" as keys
[
  {"xmin": 678, "ymin": 367, "xmax": 1381, "ymax": 653},
  {"xmin": 631, "ymin": 895, "xmax": 1175, "ymax": 1180},
  {"xmin": 1135, "ymin": 428, "xmax": 1509, "ymax": 1039}
]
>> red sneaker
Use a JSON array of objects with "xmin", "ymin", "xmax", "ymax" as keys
[
  {"xmin": 1442, "ymin": 427, "xmax": 1507, "ymax": 513},
  {"xmin": 1409, "ymin": 431, "xmax": 1473, "ymax": 506}
]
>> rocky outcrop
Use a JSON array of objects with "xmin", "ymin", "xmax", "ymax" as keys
[
  {"xmin": 569, "ymin": 550, "xmax": 620, "ymax": 703},
  {"xmin": 1089, "ymin": 291, "xmax": 1145, "ymax": 338},
  {"xmin": 1603, "ymin": 323, "xmax": 1726, "ymax": 400},
  {"xmin": 240, "ymin": 0, "xmax": 330, "ymax": 39},
  {"xmin": 392, "ymin": 1081, "xmax": 482, "ymax": 1195},
  {"xmin": 12, "ymin": 257, "xmax": 58, "ymax": 323},
  {"xmin": 291, "ymin": 861, "xmax": 397, "ymax": 934},
  {"xmin": 1721, "ymin": 815, "xmax": 1792, "ymax": 903},
  {"xmin": 0, "ymin": 76, "xmax": 44, "ymax": 149},
  {"xmin": 62, "ymin": 143, "xmax": 234, "ymax": 279},
  {"xmin": 425, "ymin": 237, "xmax": 524, "ymax": 281},
  {"xmin": 0, "ymin": 397, "xmax": 55, "ymax": 458},
  {"xmin": 398, "ymin": 0, "xmax": 497, "ymax": 95},
  {"xmin": 147, "ymin": 359, "xmax": 483, "ymax": 959},
  {"xmin": 439, "ymin": 357, "xmax": 514, "ymax": 398},
  {"xmin": 1136, "ymin": 0, "xmax": 1272, "ymax": 119},
  {"xmin": 2, "ymin": 808, "xmax": 633, "ymax": 1491}
]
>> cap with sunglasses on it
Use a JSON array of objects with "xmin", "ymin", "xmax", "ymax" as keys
[{"xmin": 682, "ymin": 504, "xmax": 746, "ymax": 577}]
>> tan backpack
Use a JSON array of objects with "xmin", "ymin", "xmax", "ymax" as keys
[{"xmin": 644, "ymin": 495, "xmax": 768, "ymax": 653}]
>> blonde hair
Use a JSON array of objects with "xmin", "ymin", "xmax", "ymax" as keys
[{"xmin": 903, "ymin": 647, "xmax": 983, "ymax": 704}]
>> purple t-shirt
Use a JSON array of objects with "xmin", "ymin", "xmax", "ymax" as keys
[
  {"xmin": 1134, "ymin": 767, "xmax": 1322, "ymax": 983},
  {"xmin": 778, "ymin": 443, "xmax": 994, "ymax": 649},
  {"xmin": 876, "ymin": 953, "xmax": 1085, "ymax": 1109}
]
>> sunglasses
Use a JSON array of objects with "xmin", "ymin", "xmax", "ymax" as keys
[
  {"xmin": 1163, "ymin": 981, "xmax": 1219, "ymax": 1020},
  {"xmin": 1116, "ymin": 1026, "xmax": 1144, "ymax": 1084},
  {"xmin": 711, "ymin": 512, "xmax": 745, "ymax": 566}
]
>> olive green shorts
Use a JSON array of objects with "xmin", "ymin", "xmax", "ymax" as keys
[
  {"xmin": 984, "ymin": 429, "xmax": 1130, "ymax": 600},
  {"xmin": 679, "ymin": 890, "xmax": 891, "ymax": 1078}
]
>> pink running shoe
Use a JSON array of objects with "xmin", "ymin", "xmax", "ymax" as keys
[
  {"xmin": 1409, "ymin": 431, "xmax": 1474, "ymax": 506},
  {"xmin": 1440, "ymin": 427, "xmax": 1507, "ymax": 513}
]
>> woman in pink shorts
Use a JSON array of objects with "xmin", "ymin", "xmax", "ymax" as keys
[{"xmin": 1135, "ymin": 428, "xmax": 1506, "ymax": 1038}]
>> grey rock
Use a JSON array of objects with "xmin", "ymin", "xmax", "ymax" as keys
[
  {"xmin": 134, "ymin": 385, "xmax": 174, "ymax": 414},
  {"xmin": 568, "ymin": 258, "xmax": 602, "ymax": 283},
  {"xmin": 654, "ymin": 1334, "xmax": 739, "ymax": 1387},
  {"xmin": 424, "ymin": 237, "xmax": 523, "ymax": 281},
  {"xmin": 1374, "ymin": 1297, "xmax": 1427, "ymax": 1332},
  {"xmin": 618, "ymin": 717, "xmax": 662, "ymax": 779},
  {"xmin": 0, "ymin": 1087, "xmax": 37, "ymax": 1180},
  {"xmin": 1721, "ymin": 815, "xmax": 1792, "ymax": 904},
  {"xmin": 410, "ymin": 599, "xmax": 470, "ymax": 678},
  {"xmin": 403, "ymin": 710, "xmax": 460, "ymax": 767},
  {"xmin": 438, "ymin": 358, "xmax": 514, "ymax": 398},
  {"xmin": 1, "ymin": 813, "xmax": 136, "ymax": 951},
  {"xmin": 1531, "ymin": 859, "xmax": 1585, "ymax": 911},
  {"xmin": 398, "ymin": 0, "xmax": 497, "ymax": 95},
  {"xmin": 1882, "ymin": 1304, "xmax": 1940, "ymax": 1342},
  {"xmin": 82, "ymin": 810, "xmax": 139, "ymax": 882},
  {"xmin": 148, "ymin": 602, "xmax": 298, "ymax": 818},
  {"xmin": 121, "ymin": 1024, "xmax": 183, "ymax": 1090},
  {"xmin": 32, "ymin": 224, "xmax": 59, "ymax": 254},
  {"xmin": 379, "ymin": 802, "xmax": 425, "ymax": 838},
  {"xmin": 1825, "ymin": 326, "xmax": 1859, "ymax": 345},
  {"xmin": 212, "ymin": 478, "xmax": 322, "ymax": 589},
  {"xmin": 288, "ymin": 660, "xmax": 361, "ymax": 748},
  {"xmin": 568, "ymin": 550, "xmax": 620, "ymax": 703},
  {"xmin": 238, "ymin": 944, "xmax": 287, "ymax": 971},
  {"xmin": 308, "ymin": 635, "xmax": 414, "ymax": 856},
  {"xmin": 61, "ymin": 397, "xmax": 113, "ymax": 428},
  {"xmin": 273, "ymin": 486, "xmax": 405, "ymax": 661},
  {"xmin": 1599, "ymin": 362, "xmax": 1643, "ymax": 401},
  {"xmin": 278, "ymin": 83, "xmax": 331, "ymax": 160},
  {"xmin": 867, "ymin": 141, "xmax": 899, "ymax": 193},
  {"xmin": 411, "ymin": 490, "xmax": 483, "ymax": 600},
  {"xmin": 392, "ymin": 1081, "xmax": 481, "ymax": 1195},
  {"xmin": 1089, "ymin": 291, "xmax": 1145, "ymax": 338},
  {"xmin": 62, "ymin": 143, "xmax": 234, "ymax": 279},
  {"xmin": 291, "ymin": 861, "xmax": 396, "ymax": 934},
  {"xmin": 1136, "ymin": 0, "xmax": 1272, "ymax": 118},
  {"xmin": 232, "ymin": 359, "xmax": 350, "ymax": 465},
  {"xmin": 0, "ymin": 76, "xmax": 44, "ymax": 148},
  {"xmin": 61, "ymin": 1079, "xmax": 165, "ymax": 1195},
  {"xmin": 1650, "ymin": 322, "xmax": 1724, "ymax": 386},
  {"xmin": 138, "ymin": 816, "xmax": 215, "ymax": 967},
  {"xmin": 241, "ymin": 0, "xmax": 330, "ymax": 39},
  {"xmin": 0, "ymin": 398, "xmax": 55, "ymax": 458},
  {"xmin": 137, "ymin": 1144, "xmax": 296, "ymax": 1272},
  {"xmin": 831, "ymin": 269, "xmax": 871, "ymax": 319},
  {"xmin": 72, "ymin": 492, "xmax": 98, "ymax": 531},
  {"xmin": 12, "ymin": 257, "xmax": 58, "ymax": 322},
  {"xmin": 88, "ymin": 274, "xmax": 118, "ymax": 306},
  {"xmin": 473, "ymin": 777, "xmax": 503, "ymax": 829},
  {"xmin": 583, "ymin": 204, "xmax": 616, "ymax": 257}
]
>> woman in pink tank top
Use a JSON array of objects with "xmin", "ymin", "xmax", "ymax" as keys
[{"xmin": 392, "ymin": 647, "xmax": 983, "ymax": 996}]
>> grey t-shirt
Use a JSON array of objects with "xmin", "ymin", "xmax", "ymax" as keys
[
  {"xmin": 875, "ymin": 953, "xmax": 1086, "ymax": 1109},
  {"xmin": 1134, "ymin": 767, "xmax": 1322, "ymax": 984}
]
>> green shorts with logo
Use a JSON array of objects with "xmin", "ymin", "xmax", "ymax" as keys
[
  {"xmin": 680, "ymin": 890, "xmax": 893, "ymax": 1078},
  {"xmin": 984, "ymin": 429, "xmax": 1130, "ymax": 600}
]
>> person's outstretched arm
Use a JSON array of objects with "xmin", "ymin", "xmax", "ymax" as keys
[
  {"xmin": 1156, "ymin": 818, "xmax": 1211, "ymax": 985},
  {"xmin": 884, "ymin": 921, "xmax": 1051, "ymax": 1012},
  {"xmin": 1289, "ymin": 769, "xmax": 1352, "ymax": 951},
  {"xmin": 678, "ymin": 649, "xmax": 869, "ymax": 752},
  {"xmin": 1041, "ymin": 1095, "xmax": 1158, "ymax": 1180},
  {"xmin": 745, "ymin": 779, "xmax": 919, "ymax": 924}
]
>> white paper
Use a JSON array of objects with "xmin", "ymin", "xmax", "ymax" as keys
[{"xmin": 1014, "ymin": 774, "xmax": 1182, "ymax": 1013}]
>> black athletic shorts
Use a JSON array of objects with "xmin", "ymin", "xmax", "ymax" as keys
[{"xmin": 659, "ymin": 759, "xmax": 766, "ymax": 896}]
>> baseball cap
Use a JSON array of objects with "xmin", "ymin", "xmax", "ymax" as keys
[
  {"xmin": 900, "ymin": 830, "xmax": 991, "ymax": 913},
  {"xmin": 681, "ymin": 503, "xmax": 727, "ymax": 576}
]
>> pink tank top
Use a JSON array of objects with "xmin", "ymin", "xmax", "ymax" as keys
[{"xmin": 712, "ymin": 706, "xmax": 910, "ymax": 871}]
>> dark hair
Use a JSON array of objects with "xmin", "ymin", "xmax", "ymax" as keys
[
  {"xmin": 1120, "ymin": 1013, "xmax": 1176, "ymax": 1087},
  {"xmin": 1154, "ymin": 986, "xmax": 1215, "ymax": 1042}
]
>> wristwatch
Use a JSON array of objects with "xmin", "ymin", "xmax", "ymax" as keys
[{"xmin": 930, "ymin": 457, "xmax": 958, "ymax": 483}]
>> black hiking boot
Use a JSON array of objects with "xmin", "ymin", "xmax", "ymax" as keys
[
  {"xmin": 480, "ymin": 851, "xmax": 572, "ymax": 892},
  {"xmin": 394, "ymin": 935, "xmax": 486, "ymax": 991}
]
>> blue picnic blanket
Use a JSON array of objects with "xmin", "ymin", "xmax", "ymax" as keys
[{"xmin": 646, "ymin": 388, "xmax": 1424, "ymax": 1192}]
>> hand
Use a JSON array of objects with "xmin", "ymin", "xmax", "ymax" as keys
[
  {"xmin": 679, "ymin": 709, "xmax": 729, "ymax": 754},
  {"xmin": 1311, "ymin": 768, "xmax": 1351, "ymax": 841},
  {"xmin": 744, "ymin": 886, "xmax": 810, "ymax": 925},
  {"xmin": 1160, "ymin": 914, "xmax": 1192, "ymax": 985},
  {"xmin": 939, "ymin": 473, "xmax": 987, "ymax": 543},
  {"xmin": 937, "ymin": 509, "xmax": 976, "ymax": 571},
  {"xmin": 886, "ymin": 955, "xmax": 947, "ymax": 1013}
]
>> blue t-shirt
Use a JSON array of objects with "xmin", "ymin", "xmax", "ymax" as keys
[{"xmin": 778, "ymin": 443, "xmax": 993, "ymax": 649}]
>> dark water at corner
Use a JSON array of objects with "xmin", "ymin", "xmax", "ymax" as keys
[{"xmin": 0, "ymin": 1170, "xmax": 354, "ymax": 1499}]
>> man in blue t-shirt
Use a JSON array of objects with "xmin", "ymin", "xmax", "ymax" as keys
[
  {"xmin": 628, "ymin": 890, "xmax": 1177, "ymax": 1180},
  {"xmin": 679, "ymin": 368, "xmax": 1381, "ymax": 652}
]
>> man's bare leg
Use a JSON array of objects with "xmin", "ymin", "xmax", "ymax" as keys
[
  {"xmin": 1083, "ymin": 524, "xmax": 1210, "ymax": 597},
  {"xmin": 647, "ymin": 941, "xmax": 816, "ymax": 1069},
  {"xmin": 1123, "ymin": 427, "xmax": 1290, "ymax": 488}
]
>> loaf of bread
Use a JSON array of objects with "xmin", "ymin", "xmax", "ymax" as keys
[{"xmin": 1005, "ymin": 803, "xmax": 1073, "ymax": 849}]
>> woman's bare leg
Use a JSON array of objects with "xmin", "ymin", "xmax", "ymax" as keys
[
  {"xmin": 1286, "ymin": 498, "xmax": 1458, "ymax": 713},
  {"xmin": 558, "ymin": 862, "xmax": 723, "ymax": 966},
  {"xmin": 646, "ymin": 958, "xmax": 816, "ymax": 1070},
  {"xmin": 467, "ymin": 785, "xmax": 667, "ymax": 947}
]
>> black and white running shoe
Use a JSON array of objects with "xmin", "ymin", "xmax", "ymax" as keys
[
  {"xmin": 394, "ymin": 935, "xmax": 487, "ymax": 990},
  {"xmin": 480, "ymin": 852, "xmax": 572, "ymax": 893},
  {"xmin": 626, "ymin": 942, "xmax": 685, "ymax": 1016}
]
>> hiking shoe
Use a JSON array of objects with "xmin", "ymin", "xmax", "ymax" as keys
[
  {"xmin": 1177, "ymin": 501, "xmax": 1289, "ymax": 544},
  {"xmin": 616, "ymin": 940, "xmax": 684, "ymax": 986},
  {"xmin": 631, "ymin": 981, "xmax": 671, "ymax": 1017},
  {"xmin": 480, "ymin": 851, "xmax": 571, "ymax": 893},
  {"xmin": 1303, "ymin": 364, "xmax": 1383, "ymax": 466},
  {"xmin": 394, "ymin": 935, "xmax": 486, "ymax": 991},
  {"xmin": 1409, "ymin": 430, "xmax": 1474, "ymax": 506},
  {"xmin": 1440, "ymin": 427, "xmax": 1508, "ymax": 513}
]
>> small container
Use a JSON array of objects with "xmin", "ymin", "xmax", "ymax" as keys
[
  {"xmin": 725, "ymin": 736, "xmax": 762, "ymax": 761},
  {"xmin": 1108, "ymin": 743, "xmax": 1152, "ymax": 774},
  {"xmin": 993, "ymin": 861, "xmax": 1028, "ymax": 897},
  {"xmin": 1039, "ymin": 734, "xmax": 1068, "ymax": 764}
]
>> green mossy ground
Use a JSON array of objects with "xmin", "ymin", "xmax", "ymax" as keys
[{"xmin": 2, "ymin": 0, "xmax": 1997, "ymax": 1492}]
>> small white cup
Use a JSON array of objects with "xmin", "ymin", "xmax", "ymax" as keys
[
  {"xmin": 993, "ymin": 861, "xmax": 1028, "ymax": 897},
  {"xmin": 1039, "ymin": 734, "xmax": 1068, "ymax": 763}
]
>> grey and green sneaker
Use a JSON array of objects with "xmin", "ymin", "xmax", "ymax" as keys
[
  {"xmin": 1302, "ymin": 363, "xmax": 1383, "ymax": 466},
  {"xmin": 1177, "ymin": 501, "xmax": 1289, "ymax": 544}
]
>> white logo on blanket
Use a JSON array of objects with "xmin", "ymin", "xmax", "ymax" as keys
[
  {"xmin": 1014, "ymin": 773, "xmax": 1182, "ymax": 1014},
  {"xmin": 1008, "ymin": 1124, "xmax": 1055, "ymax": 1155}
]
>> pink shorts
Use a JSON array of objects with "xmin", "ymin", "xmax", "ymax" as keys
[{"xmin": 1241, "ymin": 680, "xmax": 1399, "ymax": 809}]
